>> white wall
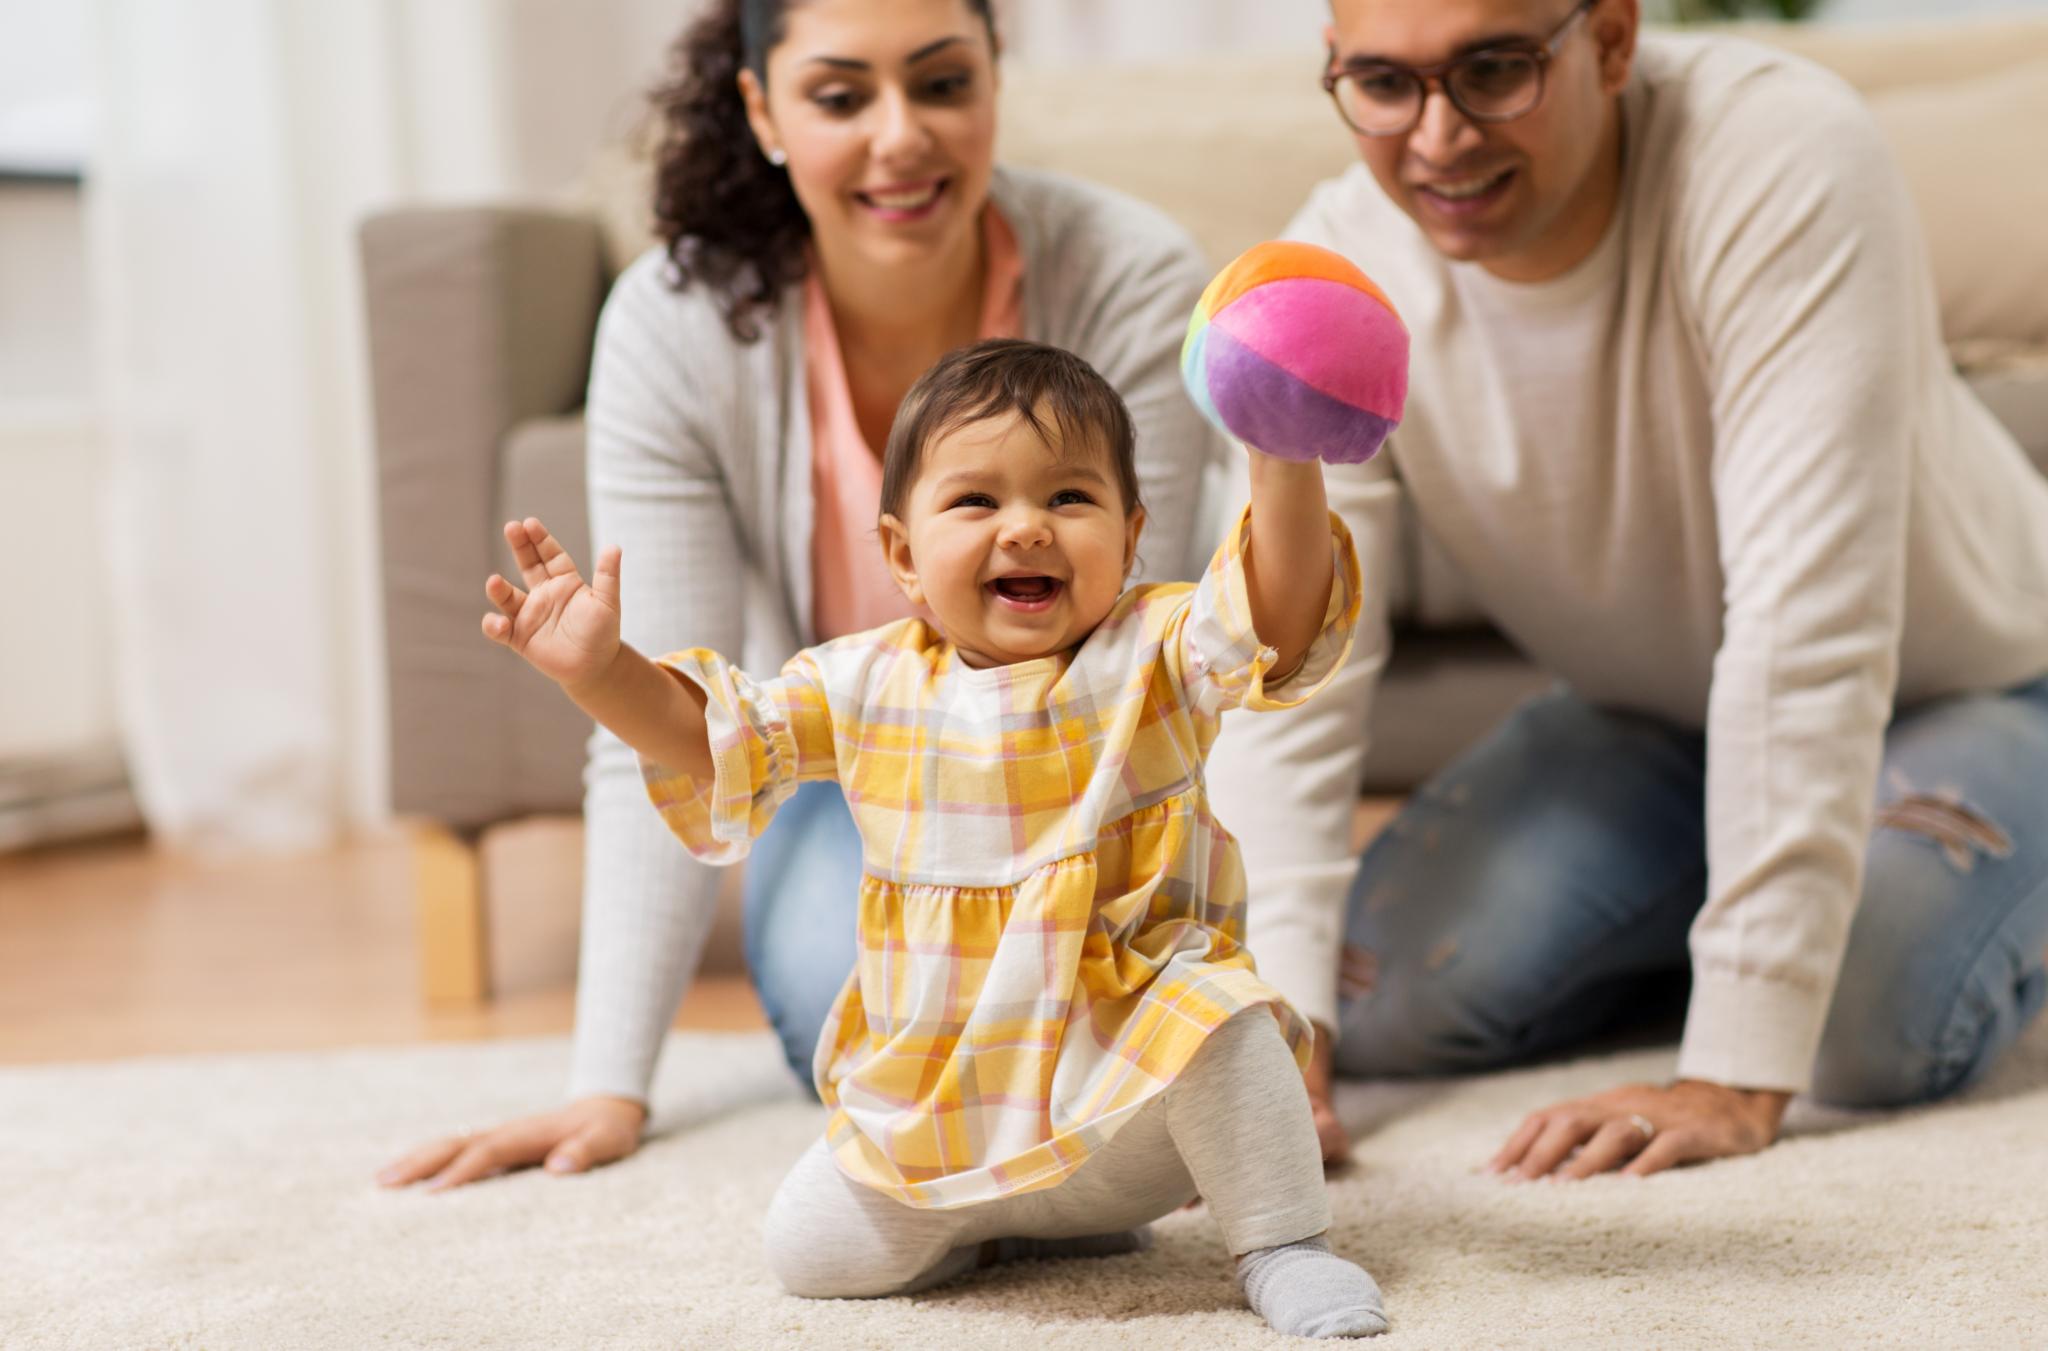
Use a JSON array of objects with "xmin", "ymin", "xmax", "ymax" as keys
[
  {"xmin": 0, "ymin": 2, "xmax": 90, "ymax": 174},
  {"xmin": 498, "ymin": 0, "xmax": 707, "ymax": 194},
  {"xmin": 996, "ymin": 0, "xmax": 1332, "ymax": 63}
]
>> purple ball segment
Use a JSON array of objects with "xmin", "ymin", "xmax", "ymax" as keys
[{"xmin": 1181, "ymin": 241, "xmax": 1410, "ymax": 465}]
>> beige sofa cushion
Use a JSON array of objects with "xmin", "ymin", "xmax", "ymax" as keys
[
  {"xmin": 1965, "ymin": 347, "xmax": 2048, "ymax": 474},
  {"xmin": 1729, "ymin": 15, "xmax": 2048, "ymax": 92},
  {"xmin": 1862, "ymin": 61, "xmax": 2048, "ymax": 347},
  {"xmin": 997, "ymin": 56, "xmax": 1353, "ymax": 271}
]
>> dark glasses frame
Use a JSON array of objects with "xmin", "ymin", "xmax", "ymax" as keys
[{"xmin": 1321, "ymin": 0, "xmax": 1596, "ymax": 137}]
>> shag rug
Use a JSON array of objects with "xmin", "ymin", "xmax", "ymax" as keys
[{"xmin": 4, "ymin": 1016, "xmax": 2045, "ymax": 1350}]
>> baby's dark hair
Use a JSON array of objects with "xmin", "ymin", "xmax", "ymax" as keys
[{"xmin": 880, "ymin": 339, "xmax": 1142, "ymax": 521}]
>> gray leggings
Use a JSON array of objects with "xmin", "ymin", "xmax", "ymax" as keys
[{"xmin": 764, "ymin": 1008, "xmax": 1331, "ymax": 1298}]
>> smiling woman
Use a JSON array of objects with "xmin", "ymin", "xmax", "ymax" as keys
[
  {"xmin": 651, "ymin": 0, "xmax": 999, "ymax": 348},
  {"xmin": 377, "ymin": 0, "xmax": 1231, "ymax": 1198}
]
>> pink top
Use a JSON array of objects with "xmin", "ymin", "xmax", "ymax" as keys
[{"xmin": 806, "ymin": 207, "xmax": 1026, "ymax": 641}]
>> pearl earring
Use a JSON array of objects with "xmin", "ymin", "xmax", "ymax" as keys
[{"xmin": 767, "ymin": 148, "xmax": 788, "ymax": 167}]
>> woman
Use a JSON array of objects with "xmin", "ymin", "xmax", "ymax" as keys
[{"xmin": 379, "ymin": 0, "xmax": 1228, "ymax": 1191}]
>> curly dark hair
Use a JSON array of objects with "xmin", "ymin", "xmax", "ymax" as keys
[{"xmin": 649, "ymin": 0, "xmax": 999, "ymax": 343}]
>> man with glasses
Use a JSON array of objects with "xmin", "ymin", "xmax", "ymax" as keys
[{"xmin": 1207, "ymin": 0, "xmax": 2048, "ymax": 1179}]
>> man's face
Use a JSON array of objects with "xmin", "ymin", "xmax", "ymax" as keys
[{"xmin": 1326, "ymin": 0, "xmax": 1635, "ymax": 282}]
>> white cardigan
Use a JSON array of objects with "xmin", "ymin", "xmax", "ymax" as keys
[{"xmin": 572, "ymin": 166, "xmax": 1233, "ymax": 1103}]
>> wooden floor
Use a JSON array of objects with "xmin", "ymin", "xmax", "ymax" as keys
[
  {"xmin": 0, "ymin": 829, "xmax": 766, "ymax": 1066},
  {"xmin": 2, "ymin": 799, "xmax": 1402, "ymax": 1066}
]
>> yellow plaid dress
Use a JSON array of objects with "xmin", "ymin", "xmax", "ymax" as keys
[{"xmin": 644, "ymin": 509, "xmax": 1361, "ymax": 1209}]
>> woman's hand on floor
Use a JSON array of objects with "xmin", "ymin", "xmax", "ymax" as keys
[
  {"xmin": 376, "ymin": 1095, "xmax": 648, "ymax": 1192},
  {"xmin": 1487, "ymin": 1079, "xmax": 1791, "ymax": 1181}
]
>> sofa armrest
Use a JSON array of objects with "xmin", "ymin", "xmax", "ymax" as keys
[{"xmin": 360, "ymin": 205, "xmax": 607, "ymax": 829}]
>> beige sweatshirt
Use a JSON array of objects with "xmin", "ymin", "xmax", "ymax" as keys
[{"xmin": 1208, "ymin": 33, "xmax": 2048, "ymax": 1090}]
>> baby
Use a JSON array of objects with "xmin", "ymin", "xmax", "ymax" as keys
[{"xmin": 482, "ymin": 339, "xmax": 1386, "ymax": 1338}]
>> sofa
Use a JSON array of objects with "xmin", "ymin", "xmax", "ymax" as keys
[{"xmin": 361, "ymin": 17, "xmax": 2048, "ymax": 1004}]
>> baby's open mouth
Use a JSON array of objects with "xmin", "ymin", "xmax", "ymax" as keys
[{"xmin": 988, "ymin": 575, "xmax": 1063, "ymax": 611}]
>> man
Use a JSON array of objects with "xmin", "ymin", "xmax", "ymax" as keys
[{"xmin": 1208, "ymin": 0, "xmax": 2048, "ymax": 1178}]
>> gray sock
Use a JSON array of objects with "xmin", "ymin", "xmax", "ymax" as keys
[
  {"xmin": 989, "ymin": 1226, "xmax": 1154, "ymax": 1265},
  {"xmin": 1237, "ymin": 1235, "xmax": 1388, "ymax": 1339}
]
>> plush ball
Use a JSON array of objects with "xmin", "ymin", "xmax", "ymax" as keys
[{"xmin": 1181, "ymin": 240, "xmax": 1409, "ymax": 465}]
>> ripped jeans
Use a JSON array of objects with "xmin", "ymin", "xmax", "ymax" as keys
[{"xmin": 1333, "ymin": 675, "xmax": 2048, "ymax": 1107}]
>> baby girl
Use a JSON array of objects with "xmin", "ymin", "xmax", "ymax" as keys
[{"xmin": 482, "ymin": 338, "xmax": 1385, "ymax": 1338}]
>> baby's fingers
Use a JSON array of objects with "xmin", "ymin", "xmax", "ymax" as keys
[
  {"xmin": 504, "ymin": 519, "xmax": 545, "ymax": 588},
  {"xmin": 592, "ymin": 546, "xmax": 623, "ymax": 610},
  {"xmin": 481, "ymin": 574, "xmax": 524, "ymax": 645},
  {"xmin": 485, "ymin": 573, "xmax": 525, "ymax": 615},
  {"xmin": 504, "ymin": 517, "xmax": 575, "ymax": 590},
  {"xmin": 523, "ymin": 516, "xmax": 581, "ymax": 583}
]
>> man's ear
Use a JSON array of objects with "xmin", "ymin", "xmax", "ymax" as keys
[
  {"xmin": 1593, "ymin": 0, "xmax": 1640, "ymax": 96},
  {"xmin": 737, "ymin": 67, "xmax": 783, "ymax": 165},
  {"xmin": 1123, "ymin": 506, "xmax": 1148, "ymax": 580},
  {"xmin": 879, "ymin": 513, "xmax": 924, "ymax": 606}
]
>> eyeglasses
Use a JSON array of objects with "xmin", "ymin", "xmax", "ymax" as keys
[{"xmin": 1321, "ymin": 0, "xmax": 1595, "ymax": 138}]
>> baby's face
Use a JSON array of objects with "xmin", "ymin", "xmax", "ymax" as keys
[{"xmin": 880, "ymin": 411, "xmax": 1144, "ymax": 669}]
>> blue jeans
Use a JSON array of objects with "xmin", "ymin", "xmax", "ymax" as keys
[
  {"xmin": 743, "ymin": 780, "xmax": 864, "ymax": 1092},
  {"xmin": 1333, "ymin": 677, "xmax": 2048, "ymax": 1107}
]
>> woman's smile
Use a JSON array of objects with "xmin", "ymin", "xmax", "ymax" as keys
[{"xmin": 856, "ymin": 176, "xmax": 952, "ymax": 222}]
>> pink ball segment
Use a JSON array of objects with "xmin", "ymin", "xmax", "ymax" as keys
[{"xmin": 1181, "ymin": 241, "xmax": 1409, "ymax": 464}]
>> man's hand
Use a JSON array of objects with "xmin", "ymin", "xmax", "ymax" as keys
[
  {"xmin": 483, "ymin": 517, "xmax": 623, "ymax": 692},
  {"xmin": 1488, "ymin": 1078, "xmax": 1791, "ymax": 1181},
  {"xmin": 376, "ymin": 1095, "xmax": 648, "ymax": 1193}
]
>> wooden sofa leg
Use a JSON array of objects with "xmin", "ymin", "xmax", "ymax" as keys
[{"xmin": 408, "ymin": 820, "xmax": 490, "ymax": 1007}]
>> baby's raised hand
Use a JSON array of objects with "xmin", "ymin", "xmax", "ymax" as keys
[{"xmin": 482, "ymin": 518, "xmax": 622, "ymax": 691}]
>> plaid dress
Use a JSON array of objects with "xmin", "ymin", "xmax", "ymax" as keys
[{"xmin": 644, "ymin": 509, "xmax": 1361, "ymax": 1209}]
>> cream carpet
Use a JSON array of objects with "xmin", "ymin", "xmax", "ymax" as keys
[{"xmin": 4, "ymin": 1017, "xmax": 2045, "ymax": 1350}]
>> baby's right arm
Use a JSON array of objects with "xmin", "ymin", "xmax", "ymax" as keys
[{"xmin": 481, "ymin": 517, "xmax": 714, "ymax": 780}]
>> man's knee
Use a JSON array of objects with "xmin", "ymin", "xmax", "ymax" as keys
[
  {"xmin": 1336, "ymin": 954, "xmax": 1526, "ymax": 1076},
  {"xmin": 1808, "ymin": 965, "xmax": 2032, "ymax": 1110},
  {"xmin": 1810, "ymin": 842, "xmax": 2042, "ymax": 1109},
  {"xmin": 1808, "ymin": 1020, "xmax": 1952, "ymax": 1110}
]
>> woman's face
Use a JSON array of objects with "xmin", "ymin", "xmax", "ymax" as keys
[{"xmin": 741, "ymin": 0, "xmax": 999, "ymax": 273}]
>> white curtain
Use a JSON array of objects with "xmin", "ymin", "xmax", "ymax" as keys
[{"xmin": 88, "ymin": 0, "xmax": 525, "ymax": 849}]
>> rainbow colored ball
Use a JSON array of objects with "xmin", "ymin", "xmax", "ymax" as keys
[{"xmin": 1181, "ymin": 241, "xmax": 1409, "ymax": 465}]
